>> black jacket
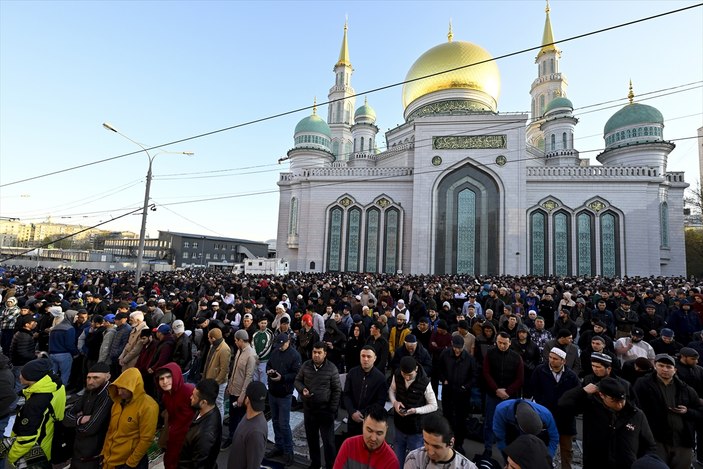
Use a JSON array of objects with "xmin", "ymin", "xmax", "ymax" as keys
[
  {"xmin": 178, "ymin": 407, "xmax": 222, "ymax": 469},
  {"xmin": 172, "ymin": 333, "xmax": 193, "ymax": 373},
  {"xmin": 675, "ymin": 361, "xmax": 703, "ymax": 397},
  {"xmin": 343, "ymin": 365, "xmax": 387, "ymax": 415},
  {"xmin": 294, "ymin": 358, "xmax": 341, "ymax": 414},
  {"xmin": 438, "ymin": 348, "xmax": 477, "ymax": 394},
  {"xmin": 389, "ymin": 342, "xmax": 433, "ymax": 376},
  {"xmin": 559, "ymin": 386, "xmax": 657, "ymax": 469},
  {"xmin": 633, "ymin": 372, "xmax": 703, "ymax": 448},
  {"xmin": 0, "ymin": 353, "xmax": 14, "ymax": 418},
  {"xmin": 365, "ymin": 335, "xmax": 389, "ymax": 372},
  {"xmin": 267, "ymin": 345, "xmax": 302, "ymax": 397},
  {"xmin": 10, "ymin": 329, "xmax": 36, "ymax": 366},
  {"xmin": 63, "ymin": 381, "xmax": 112, "ymax": 467}
]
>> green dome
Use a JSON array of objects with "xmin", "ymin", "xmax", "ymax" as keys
[
  {"xmin": 294, "ymin": 114, "xmax": 331, "ymax": 138},
  {"xmin": 354, "ymin": 102, "xmax": 376, "ymax": 121},
  {"xmin": 545, "ymin": 97, "xmax": 573, "ymax": 114},
  {"xmin": 604, "ymin": 103, "xmax": 663, "ymax": 135}
]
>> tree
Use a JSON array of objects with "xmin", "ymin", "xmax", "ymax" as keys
[
  {"xmin": 684, "ymin": 181, "xmax": 703, "ymax": 215},
  {"xmin": 685, "ymin": 228, "xmax": 703, "ymax": 277}
]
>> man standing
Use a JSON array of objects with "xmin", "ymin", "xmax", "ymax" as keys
[
  {"xmin": 5, "ymin": 358, "xmax": 66, "ymax": 468},
  {"xmin": 633, "ymin": 353, "xmax": 702, "ymax": 469},
  {"xmin": 202, "ymin": 328, "xmax": 231, "ymax": 425},
  {"xmin": 582, "ymin": 352, "xmax": 636, "ymax": 403},
  {"xmin": 615, "ymin": 327, "xmax": 655, "ymax": 366},
  {"xmin": 252, "ymin": 317, "xmax": 273, "ymax": 385},
  {"xmin": 388, "ymin": 313, "xmax": 410, "ymax": 358},
  {"xmin": 295, "ymin": 342, "xmax": 342, "ymax": 469},
  {"xmin": 171, "ymin": 320, "xmax": 192, "ymax": 377},
  {"xmin": 110, "ymin": 312, "xmax": 132, "ymax": 377},
  {"xmin": 389, "ymin": 356, "xmax": 438, "ymax": 464},
  {"xmin": 265, "ymin": 334, "xmax": 302, "ymax": 466},
  {"xmin": 365, "ymin": 322, "xmax": 389, "ymax": 373},
  {"xmin": 559, "ymin": 377, "xmax": 657, "ymax": 468},
  {"xmin": 531, "ymin": 347, "xmax": 580, "ymax": 469},
  {"xmin": 179, "ymin": 379, "xmax": 222, "ymax": 469},
  {"xmin": 222, "ymin": 329, "xmax": 257, "ymax": 450},
  {"xmin": 64, "ymin": 363, "xmax": 113, "ymax": 469},
  {"xmin": 403, "ymin": 414, "xmax": 478, "ymax": 469},
  {"xmin": 118, "ymin": 310, "xmax": 147, "ymax": 375},
  {"xmin": 438, "ymin": 335, "xmax": 478, "ymax": 453},
  {"xmin": 343, "ymin": 346, "xmax": 388, "ymax": 437},
  {"xmin": 333, "ymin": 405, "xmax": 398, "ymax": 469},
  {"xmin": 227, "ymin": 381, "xmax": 269, "ymax": 469},
  {"xmin": 101, "ymin": 368, "xmax": 158, "ymax": 469},
  {"xmin": 482, "ymin": 332, "xmax": 524, "ymax": 458}
]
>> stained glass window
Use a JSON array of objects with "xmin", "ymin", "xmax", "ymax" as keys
[
  {"xmin": 456, "ymin": 189, "xmax": 476, "ymax": 274},
  {"xmin": 327, "ymin": 207, "xmax": 343, "ymax": 271},
  {"xmin": 384, "ymin": 208, "xmax": 399, "ymax": 273},
  {"xmin": 288, "ymin": 197, "xmax": 298, "ymax": 236},
  {"xmin": 660, "ymin": 202, "xmax": 669, "ymax": 248},
  {"xmin": 601, "ymin": 212, "xmax": 617, "ymax": 277},
  {"xmin": 553, "ymin": 212, "xmax": 570, "ymax": 276},
  {"xmin": 531, "ymin": 211, "xmax": 546, "ymax": 275},
  {"xmin": 346, "ymin": 208, "xmax": 361, "ymax": 272},
  {"xmin": 365, "ymin": 208, "xmax": 380, "ymax": 272},
  {"xmin": 577, "ymin": 212, "xmax": 593, "ymax": 276}
]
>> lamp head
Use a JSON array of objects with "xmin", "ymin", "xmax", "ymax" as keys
[{"xmin": 102, "ymin": 122, "xmax": 118, "ymax": 132}]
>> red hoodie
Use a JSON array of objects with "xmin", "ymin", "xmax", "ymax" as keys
[{"xmin": 156, "ymin": 362, "xmax": 195, "ymax": 469}]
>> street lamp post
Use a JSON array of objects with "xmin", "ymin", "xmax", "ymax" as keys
[{"xmin": 102, "ymin": 122, "xmax": 193, "ymax": 284}]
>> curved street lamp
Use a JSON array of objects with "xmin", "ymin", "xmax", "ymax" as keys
[{"xmin": 103, "ymin": 122, "xmax": 193, "ymax": 283}]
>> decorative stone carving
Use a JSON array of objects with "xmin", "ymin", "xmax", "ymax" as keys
[
  {"xmin": 541, "ymin": 200, "xmax": 558, "ymax": 212},
  {"xmin": 588, "ymin": 200, "xmax": 606, "ymax": 212},
  {"xmin": 432, "ymin": 135, "xmax": 507, "ymax": 150},
  {"xmin": 376, "ymin": 198, "xmax": 390, "ymax": 208},
  {"xmin": 340, "ymin": 197, "xmax": 353, "ymax": 207},
  {"xmin": 407, "ymin": 100, "xmax": 489, "ymax": 121}
]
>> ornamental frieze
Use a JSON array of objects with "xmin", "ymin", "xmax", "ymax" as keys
[{"xmin": 432, "ymin": 134, "xmax": 507, "ymax": 150}]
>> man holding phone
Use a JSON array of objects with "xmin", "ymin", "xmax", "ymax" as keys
[{"xmin": 265, "ymin": 334, "xmax": 301, "ymax": 466}]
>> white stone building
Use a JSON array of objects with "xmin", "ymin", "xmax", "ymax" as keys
[{"xmin": 276, "ymin": 7, "xmax": 687, "ymax": 277}]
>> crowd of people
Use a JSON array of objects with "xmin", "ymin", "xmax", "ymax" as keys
[{"xmin": 0, "ymin": 267, "xmax": 702, "ymax": 469}]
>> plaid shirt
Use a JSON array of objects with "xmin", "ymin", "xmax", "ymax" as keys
[{"xmin": 0, "ymin": 305, "xmax": 20, "ymax": 329}]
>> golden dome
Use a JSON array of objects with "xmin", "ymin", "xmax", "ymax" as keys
[{"xmin": 402, "ymin": 40, "xmax": 500, "ymax": 110}]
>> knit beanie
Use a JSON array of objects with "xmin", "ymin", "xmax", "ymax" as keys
[{"xmin": 21, "ymin": 358, "xmax": 53, "ymax": 382}]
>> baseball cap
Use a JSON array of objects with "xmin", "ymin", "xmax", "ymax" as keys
[
  {"xmin": 631, "ymin": 327, "xmax": 644, "ymax": 337},
  {"xmin": 245, "ymin": 381, "xmax": 268, "ymax": 412},
  {"xmin": 172, "ymin": 320, "xmax": 185, "ymax": 334},
  {"xmin": 275, "ymin": 333, "xmax": 290, "ymax": 345}
]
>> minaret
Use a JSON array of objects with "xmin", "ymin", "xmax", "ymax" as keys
[
  {"xmin": 327, "ymin": 20, "xmax": 356, "ymax": 162},
  {"xmin": 527, "ymin": 0, "xmax": 568, "ymax": 151}
]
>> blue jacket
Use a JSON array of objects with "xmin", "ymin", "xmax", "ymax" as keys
[
  {"xmin": 493, "ymin": 399, "xmax": 559, "ymax": 458},
  {"xmin": 49, "ymin": 319, "xmax": 78, "ymax": 355}
]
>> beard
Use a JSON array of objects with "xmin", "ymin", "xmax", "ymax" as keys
[{"xmin": 191, "ymin": 402, "xmax": 201, "ymax": 411}]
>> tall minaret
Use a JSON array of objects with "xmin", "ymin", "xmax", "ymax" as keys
[
  {"xmin": 327, "ymin": 20, "xmax": 356, "ymax": 162},
  {"xmin": 527, "ymin": 0, "xmax": 568, "ymax": 151}
]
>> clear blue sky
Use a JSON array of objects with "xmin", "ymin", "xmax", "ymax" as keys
[{"xmin": 1, "ymin": 1, "xmax": 701, "ymax": 243}]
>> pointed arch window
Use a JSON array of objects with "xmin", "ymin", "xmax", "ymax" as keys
[
  {"xmin": 553, "ymin": 211, "xmax": 571, "ymax": 276},
  {"xmin": 288, "ymin": 197, "xmax": 298, "ymax": 236},
  {"xmin": 365, "ymin": 208, "xmax": 380, "ymax": 272},
  {"xmin": 539, "ymin": 95, "xmax": 545, "ymax": 116},
  {"xmin": 601, "ymin": 212, "xmax": 620, "ymax": 276},
  {"xmin": 456, "ymin": 189, "xmax": 477, "ymax": 274},
  {"xmin": 576, "ymin": 212, "xmax": 595, "ymax": 276},
  {"xmin": 550, "ymin": 134, "xmax": 556, "ymax": 151},
  {"xmin": 660, "ymin": 202, "xmax": 669, "ymax": 248},
  {"xmin": 530, "ymin": 210, "xmax": 547, "ymax": 275},
  {"xmin": 327, "ymin": 207, "xmax": 343, "ymax": 271},
  {"xmin": 360, "ymin": 137, "xmax": 364, "ymax": 152},
  {"xmin": 562, "ymin": 132, "xmax": 567, "ymax": 150},
  {"xmin": 346, "ymin": 207, "xmax": 361, "ymax": 272},
  {"xmin": 383, "ymin": 208, "xmax": 400, "ymax": 273}
]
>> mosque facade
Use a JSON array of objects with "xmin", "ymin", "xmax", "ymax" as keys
[{"xmin": 276, "ymin": 6, "xmax": 688, "ymax": 277}]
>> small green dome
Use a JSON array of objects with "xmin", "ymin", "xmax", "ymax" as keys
[
  {"xmin": 604, "ymin": 103, "xmax": 663, "ymax": 135},
  {"xmin": 294, "ymin": 114, "xmax": 331, "ymax": 138},
  {"xmin": 355, "ymin": 102, "xmax": 376, "ymax": 121},
  {"xmin": 545, "ymin": 97, "xmax": 573, "ymax": 114}
]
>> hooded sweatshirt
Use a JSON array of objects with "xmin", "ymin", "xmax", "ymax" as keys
[
  {"xmin": 101, "ymin": 368, "xmax": 159, "ymax": 469},
  {"xmin": 156, "ymin": 363, "xmax": 195, "ymax": 469}
]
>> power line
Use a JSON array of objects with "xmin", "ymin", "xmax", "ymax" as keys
[
  {"xmin": 1, "ymin": 2, "xmax": 700, "ymax": 188},
  {"xmin": 0, "ymin": 206, "xmax": 148, "ymax": 263}
]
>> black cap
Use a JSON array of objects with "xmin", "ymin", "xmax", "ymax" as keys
[
  {"xmin": 504, "ymin": 434, "xmax": 552, "ymax": 469},
  {"xmin": 680, "ymin": 347, "xmax": 699, "ymax": 358},
  {"xmin": 89, "ymin": 362, "xmax": 111, "ymax": 373},
  {"xmin": 654, "ymin": 353, "xmax": 676, "ymax": 366},
  {"xmin": 598, "ymin": 377, "xmax": 626, "ymax": 401},
  {"xmin": 245, "ymin": 381, "xmax": 267, "ymax": 412},
  {"xmin": 631, "ymin": 327, "xmax": 644, "ymax": 337},
  {"xmin": 21, "ymin": 358, "xmax": 53, "ymax": 382}
]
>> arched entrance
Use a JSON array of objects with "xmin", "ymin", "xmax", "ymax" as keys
[{"xmin": 434, "ymin": 163, "xmax": 500, "ymax": 274}]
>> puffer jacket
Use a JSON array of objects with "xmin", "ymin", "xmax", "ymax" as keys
[
  {"xmin": 10, "ymin": 328, "xmax": 36, "ymax": 366},
  {"xmin": 294, "ymin": 357, "xmax": 341, "ymax": 414},
  {"xmin": 8, "ymin": 365, "xmax": 66, "ymax": 464},
  {"xmin": 101, "ymin": 368, "xmax": 159, "ymax": 469},
  {"xmin": 0, "ymin": 353, "xmax": 15, "ymax": 418}
]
